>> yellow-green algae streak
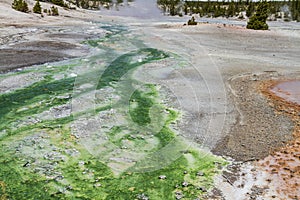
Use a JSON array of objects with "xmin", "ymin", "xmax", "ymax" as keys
[{"xmin": 0, "ymin": 23, "xmax": 226, "ymax": 199}]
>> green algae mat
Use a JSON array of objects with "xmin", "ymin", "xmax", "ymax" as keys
[{"xmin": 0, "ymin": 24, "xmax": 225, "ymax": 200}]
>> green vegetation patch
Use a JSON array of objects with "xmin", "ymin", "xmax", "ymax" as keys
[
  {"xmin": 129, "ymin": 85, "xmax": 157, "ymax": 126},
  {"xmin": 0, "ymin": 23, "xmax": 227, "ymax": 200},
  {"xmin": 97, "ymin": 48, "xmax": 168, "ymax": 89}
]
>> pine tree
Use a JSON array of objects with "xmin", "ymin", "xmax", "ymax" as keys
[
  {"xmin": 246, "ymin": 2, "xmax": 255, "ymax": 17},
  {"xmin": 50, "ymin": 6, "xmax": 59, "ymax": 16},
  {"xmin": 227, "ymin": 0, "xmax": 236, "ymax": 17},
  {"xmin": 157, "ymin": 0, "xmax": 180, "ymax": 16},
  {"xmin": 247, "ymin": 1, "xmax": 269, "ymax": 30},
  {"xmin": 12, "ymin": 0, "xmax": 29, "ymax": 13},
  {"xmin": 51, "ymin": 0, "xmax": 65, "ymax": 7},
  {"xmin": 291, "ymin": 0, "xmax": 300, "ymax": 21},
  {"xmin": 33, "ymin": 0, "xmax": 42, "ymax": 14}
]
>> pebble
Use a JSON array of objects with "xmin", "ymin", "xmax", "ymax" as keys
[
  {"xmin": 182, "ymin": 181, "xmax": 188, "ymax": 187},
  {"xmin": 175, "ymin": 191, "xmax": 184, "ymax": 200},
  {"xmin": 159, "ymin": 175, "xmax": 167, "ymax": 180},
  {"xmin": 198, "ymin": 186, "xmax": 207, "ymax": 192},
  {"xmin": 196, "ymin": 171, "xmax": 204, "ymax": 176},
  {"xmin": 94, "ymin": 183, "xmax": 102, "ymax": 187},
  {"xmin": 137, "ymin": 193, "xmax": 149, "ymax": 200},
  {"xmin": 54, "ymin": 175, "xmax": 64, "ymax": 181},
  {"xmin": 78, "ymin": 161, "xmax": 85, "ymax": 165},
  {"xmin": 66, "ymin": 185, "xmax": 73, "ymax": 190},
  {"xmin": 69, "ymin": 73, "xmax": 77, "ymax": 77}
]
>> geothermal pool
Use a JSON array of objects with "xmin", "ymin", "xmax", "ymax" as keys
[{"xmin": 271, "ymin": 80, "xmax": 300, "ymax": 105}]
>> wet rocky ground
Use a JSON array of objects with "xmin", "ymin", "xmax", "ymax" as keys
[
  {"xmin": 0, "ymin": 9, "xmax": 300, "ymax": 199},
  {"xmin": 0, "ymin": 25, "xmax": 103, "ymax": 72},
  {"xmin": 0, "ymin": 21, "xmax": 228, "ymax": 199},
  {"xmin": 127, "ymin": 21, "xmax": 300, "ymax": 199},
  {"xmin": 212, "ymin": 72, "xmax": 294, "ymax": 161}
]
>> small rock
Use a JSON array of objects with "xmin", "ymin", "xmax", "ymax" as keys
[
  {"xmin": 94, "ymin": 183, "xmax": 102, "ymax": 187},
  {"xmin": 180, "ymin": 150, "xmax": 191, "ymax": 154},
  {"xmin": 251, "ymin": 168, "xmax": 256, "ymax": 172},
  {"xmin": 175, "ymin": 191, "xmax": 184, "ymax": 200},
  {"xmin": 78, "ymin": 161, "xmax": 85, "ymax": 165},
  {"xmin": 66, "ymin": 185, "xmax": 73, "ymax": 190},
  {"xmin": 137, "ymin": 193, "xmax": 149, "ymax": 200},
  {"xmin": 69, "ymin": 73, "xmax": 77, "ymax": 77},
  {"xmin": 58, "ymin": 188, "xmax": 66, "ymax": 194},
  {"xmin": 182, "ymin": 181, "xmax": 188, "ymax": 187},
  {"xmin": 54, "ymin": 175, "xmax": 64, "ymax": 181},
  {"xmin": 196, "ymin": 171, "xmax": 204, "ymax": 176},
  {"xmin": 159, "ymin": 175, "xmax": 167, "ymax": 180},
  {"xmin": 198, "ymin": 186, "xmax": 207, "ymax": 192},
  {"xmin": 213, "ymin": 161, "xmax": 221, "ymax": 165}
]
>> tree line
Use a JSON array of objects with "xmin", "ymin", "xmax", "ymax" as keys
[
  {"xmin": 157, "ymin": 0, "xmax": 300, "ymax": 22},
  {"xmin": 68, "ymin": 0, "xmax": 134, "ymax": 10},
  {"xmin": 11, "ymin": 0, "xmax": 300, "ymax": 23},
  {"xmin": 12, "ymin": 0, "xmax": 59, "ymax": 15},
  {"xmin": 12, "ymin": 0, "xmax": 135, "ymax": 13}
]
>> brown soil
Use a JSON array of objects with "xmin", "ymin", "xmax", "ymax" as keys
[
  {"xmin": 257, "ymin": 79, "xmax": 300, "ymax": 199},
  {"xmin": 211, "ymin": 73, "xmax": 300, "ymax": 200},
  {"xmin": 0, "ymin": 49, "xmax": 72, "ymax": 72},
  {"xmin": 11, "ymin": 41, "xmax": 80, "ymax": 51},
  {"xmin": 0, "ymin": 30, "xmax": 91, "ymax": 73}
]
